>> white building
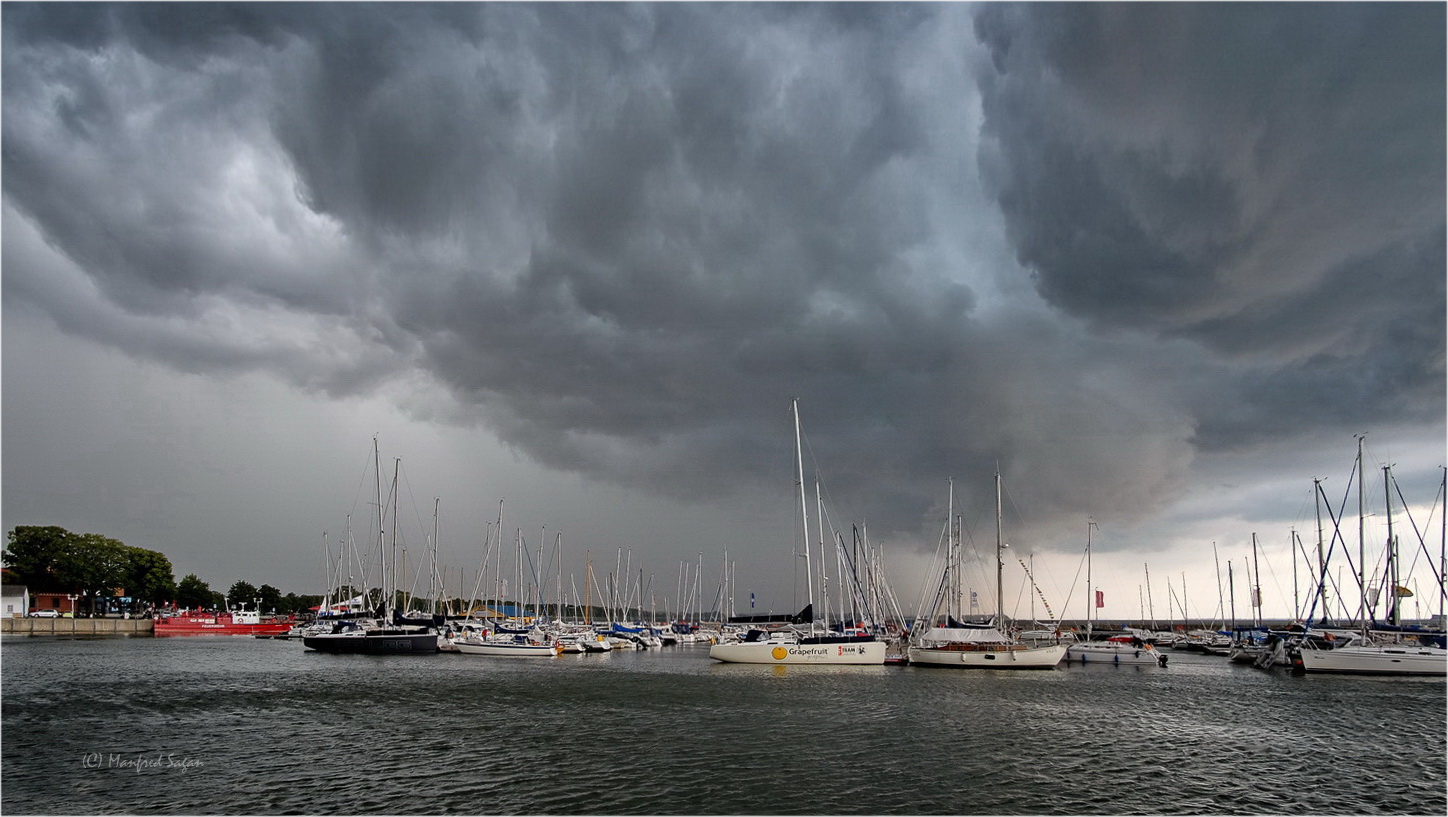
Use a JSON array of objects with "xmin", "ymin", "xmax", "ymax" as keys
[{"xmin": 2, "ymin": 584, "xmax": 31, "ymax": 618}]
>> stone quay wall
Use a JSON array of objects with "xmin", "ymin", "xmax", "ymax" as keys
[{"xmin": 1, "ymin": 617, "xmax": 154, "ymax": 636}]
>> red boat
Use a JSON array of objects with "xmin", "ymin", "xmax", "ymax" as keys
[{"xmin": 154, "ymin": 607, "xmax": 294, "ymax": 636}]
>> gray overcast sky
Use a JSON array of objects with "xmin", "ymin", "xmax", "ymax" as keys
[{"xmin": 4, "ymin": 3, "xmax": 1444, "ymax": 624}]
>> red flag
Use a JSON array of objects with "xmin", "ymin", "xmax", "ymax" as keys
[{"xmin": 1094, "ymin": 590, "xmax": 1105, "ymax": 609}]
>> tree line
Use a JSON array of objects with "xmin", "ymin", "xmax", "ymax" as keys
[{"xmin": 4, "ymin": 526, "xmax": 321, "ymax": 615}]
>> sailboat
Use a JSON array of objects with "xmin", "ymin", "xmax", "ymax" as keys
[
  {"xmin": 1299, "ymin": 441, "xmax": 1446, "ymax": 675},
  {"xmin": 707, "ymin": 400, "xmax": 886, "ymax": 665},
  {"xmin": 1297, "ymin": 630, "xmax": 1446, "ymax": 675},
  {"xmin": 454, "ymin": 630, "xmax": 561, "ymax": 657},
  {"xmin": 1065, "ymin": 520, "xmax": 1168, "ymax": 667},
  {"xmin": 908, "ymin": 472, "xmax": 1067, "ymax": 669},
  {"xmin": 303, "ymin": 439, "xmax": 440, "ymax": 655}
]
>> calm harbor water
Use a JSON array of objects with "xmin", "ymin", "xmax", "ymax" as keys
[{"xmin": 2, "ymin": 635, "xmax": 1444, "ymax": 815}]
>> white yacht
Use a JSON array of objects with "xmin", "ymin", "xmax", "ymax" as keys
[{"xmin": 907, "ymin": 474, "xmax": 1066, "ymax": 670}]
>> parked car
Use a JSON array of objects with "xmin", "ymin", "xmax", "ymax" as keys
[{"xmin": 28, "ymin": 609, "xmax": 60, "ymax": 618}]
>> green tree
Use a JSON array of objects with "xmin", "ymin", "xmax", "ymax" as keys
[
  {"xmin": 3, "ymin": 525, "xmax": 74, "ymax": 591},
  {"xmin": 256, "ymin": 584, "xmax": 283, "ymax": 613},
  {"xmin": 126, "ymin": 547, "xmax": 176, "ymax": 606},
  {"xmin": 175, "ymin": 574, "xmax": 213, "ymax": 609},
  {"xmin": 55, "ymin": 533, "xmax": 129, "ymax": 615},
  {"xmin": 278, "ymin": 592, "xmax": 323, "ymax": 616},
  {"xmin": 227, "ymin": 580, "xmax": 259, "ymax": 608}
]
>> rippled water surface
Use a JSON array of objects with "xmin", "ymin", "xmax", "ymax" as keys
[{"xmin": 2, "ymin": 636, "xmax": 1444, "ymax": 815}]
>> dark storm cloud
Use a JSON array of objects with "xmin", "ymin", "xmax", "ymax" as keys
[
  {"xmin": 973, "ymin": 2, "xmax": 1446, "ymax": 451},
  {"xmin": 3, "ymin": 3, "xmax": 1441, "ymax": 554}
]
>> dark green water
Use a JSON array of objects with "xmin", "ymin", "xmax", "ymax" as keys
[{"xmin": 2, "ymin": 636, "xmax": 1443, "ymax": 815}]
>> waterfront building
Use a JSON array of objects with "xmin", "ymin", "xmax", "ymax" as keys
[
  {"xmin": 28, "ymin": 591, "xmax": 80, "ymax": 616},
  {"xmin": 2, "ymin": 583, "xmax": 30, "ymax": 618}
]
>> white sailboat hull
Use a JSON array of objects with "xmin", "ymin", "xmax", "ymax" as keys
[
  {"xmin": 1065, "ymin": 642, "xmax": 1168, "ymax": 666},
  {"xmin": 908, "ymin": 643, "xmax": 1066, "ymax": 669},
  {"xmin": 1298, "ymin": 644, "xmax": 1447, "ymax": 675},
  {"xmin": 455, "ymin": 641, "xmax": 560, "ymax": 657},
  {"xmin": 708, "ymin": 640, "xmax": 886, "ymax": 665}
]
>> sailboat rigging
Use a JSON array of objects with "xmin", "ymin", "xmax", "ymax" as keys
[
  {"xmin": 303, "ymin": 438, "xmax": 440, "ymax": 654},
  {"xmin": 1297, "ymin": 436, "xmax": 1446, "ymax": 675},
  {"xmin": 908, "ymin": 472, "xmax": 1067, "ymax": 669},
  {"xmin": 1064, "ymin": 519, "xmax": 1167, "ymax": 667},
  {"xmin": 708, "ymin": 400, "xmax": 886, "ymax": 664}
]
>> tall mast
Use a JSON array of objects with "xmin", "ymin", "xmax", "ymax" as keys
[
  {"xmin": 1086, "ymin": 520, "xmax": 1092, "ymax": 634},
  {"xmin": 493, "ymin": 500, "xmax": 504, "ymax": 619},
  {"xmin": 1356, "ymin": 434, "xmax": 1366, "ymax": 627},
  {"xmin": 1031, "ymin": 553, "xmax": 1037, "ymax": 624},
  {"xmin": 794, "ymin": 399, "xmax": 815, "ymax": 615},
  {"xmin": 319, "ymin": 530, "xmax": 331, "ymax": 612},
  {"xmin": 389, "ymin": 456, "xmax": 400, "ymax": 619},
  {"xmin": 1384, "ymin": 464, "xmax": 1398, "ymax": 626},
  {"xmin": 995, "ymin": 469, "xmax": 1004, "ymax": 630},
  {"xmin": 1227, "ymin": 560, "xmax": 1236, "ymax": 635},
  {"xmin": 675, "ymin": 560, "xmax": 684, "ymax": 624},
  {"xmin": 1167, "ymin": 574, "xmax": 1177, "ymax": 631},
  {"xmin": 537, "ymin": 528, "xmax": 546, "ymax": 620},
  {"xmin": 1251, "ymin": 533, "xmax": 1262, "ymax": 629},
  {"xmin": 817, "ymin": 480, "xmax": 830, "ymax": 633},
  {"xmin": 1086, "ymin": 518, "xmax": 1098, "ymax": 634},
  {"xmin": 948, "ymin": 478, "xmax": 956, "ymax": 622},
  {"xmin": 345, "ymin": 515, "xmax": 354, "ymax": 607},
  {"xmin": 1212, "ymin": 541, "xmax": 1224, "ymax": 629},
  {"xmin": 1182, "ymin": 572, "xmax": 1189, "ymax": 629},
  {"xmin": 1314, "ymin": 478, "xmax": 1328, "ymax": 623},
  {"xmin": 1145, "ymin": 563, "xmax": 1156, "ymax": 629},
  {"xmin": 431, "ymin": 498, "xmax": 440, "ymax": 615},
  {"xmin": 374, "ymin": 437, "xmax": 385, "ymax": 616},
  {"xmin": 614, "ymin": 547, "xmax": 623, "ymax": 623},
  {"xmin": 1290, "ymin": 529, "xmax": 1299, "ymax": 621}
]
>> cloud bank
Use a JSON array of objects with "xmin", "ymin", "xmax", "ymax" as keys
[{"xmin": 4, "ymin": 3, "xmax": 1442, "ymax": 556}]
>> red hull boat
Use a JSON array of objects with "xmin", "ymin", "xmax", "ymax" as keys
[{"xmin": 154, "ymin": 609, "xmax": 293, "ymax": 636}]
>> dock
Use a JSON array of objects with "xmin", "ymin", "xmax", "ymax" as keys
[{"xmin": 1, "ymin": 617, "xmax": 154, "ymax": 636}]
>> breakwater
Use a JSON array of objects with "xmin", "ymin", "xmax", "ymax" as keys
[{"xmin": 1, "ymin": 617, "xmax": 153, "ymax": 636}]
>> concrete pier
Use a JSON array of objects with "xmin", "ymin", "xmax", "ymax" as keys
[{"xmin": 1, "ymin": 617, "xmax": 154, "ymax": 636}]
